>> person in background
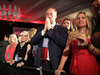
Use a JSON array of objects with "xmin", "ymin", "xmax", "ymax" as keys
[
  {"xmin": 55, "ymin": 11, "xmax": 99, "ymax": 75},
  {"xmin": 10, "ymin": 31, "xmax": 33, "ymax": 67},
  {"xmin": 28, "ymin": 28, "xmax": 38, "ymax": 56},
  {"xmin": 62, "ymin": 18, "xmax": 74, "ymax": 34},
  {"xmin": 90, "ymin": 0, "xmax": 100, "ymax": 30},
  {"xmin": 90, "ymin": 0, "xmax": 100, "ymax": 69},
  {"xmin": 28, "ymin": 28, "xmax": 38, "ymax": 67},
  {"xmin": 91, "ymin": 0, "xmax": 100, "ymax": 46},
  {"xmin": 5, "ymin": 34, "xmax": 18, "ymax": 63},
  {"xmin": 31, "ymin": 7, "xmax": 68, "ymax": 70},
  {"xmin": 0, "ymin": 34, "xmax": 10, "ymax": 75},
  {"xmin": 62, "ymin": 18, "xmax": 74, "ymax": 72},
  {"xmin": 0, "ymin": 34, "xmax": 10, "ymax": 61},
  {"xmin": 28, "ymin": 28, "xmax": 37, "ymax": 39}
]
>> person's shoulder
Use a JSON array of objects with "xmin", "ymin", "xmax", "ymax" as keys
[
  {"xmin": 0, "ymin": 41, "xmax": 4, "ymax": 44},
  {"xmin": 0, "ymin": 41, "xmax": 9, "ymax": 46},
  {"xmin": 26, "ymin": 42, "xmax": 33, "ymax": 48},
  {"xmin": 5, "ymin": 41, "xmax": 9, "ymax": 44},
  {"xmin": 26, "ymin": 42, "xmax": 32, "ymax": 45},
  {"xmin": 0, "ymin": 40, "xmax": 6, "ymax": 43},
  {"xmin": 27, "ymin": 42, "xmax": 31, "ymax": 44}
]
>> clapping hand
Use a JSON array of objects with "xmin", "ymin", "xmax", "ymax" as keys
[
  {"xmin": 43, "ymin": 17, "xmax": 51, "ymax": 33},
  {"xmin": 10, "ymin": 60, "xmax": 15, "ymax": 66}
]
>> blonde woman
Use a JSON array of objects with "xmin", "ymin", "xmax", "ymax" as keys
[
  {"xmin": 28, "ymin": 28, "xmax": 38, "ymax": 58},
  {"xmin": 10, "ymin": 31, "xmax": 33, "ymax": 67},
  {"xmin": 55, "ymin": 11, "xmax": 99, "ymax": 75},
  {"xmin": 28, "ymin": 28, "xmax": 37, "ymax": 39},
  {"xmin": 5, "ymin": 34, "xmax": 18, "ymax": 63}
]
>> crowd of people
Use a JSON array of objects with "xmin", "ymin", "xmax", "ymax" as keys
[{"xmin": 0, "ymin": 0, "xmax": 100, "ymax": 75}]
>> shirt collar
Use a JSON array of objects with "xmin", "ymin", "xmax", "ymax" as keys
[{"xmin": 50, "ymin": 22, "xmax": 56, "ymax": 29}]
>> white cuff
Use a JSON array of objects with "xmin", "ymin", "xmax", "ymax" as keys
[{"xmin": 41, "ymin": 30, "xmax": 45, "ymax": 36}]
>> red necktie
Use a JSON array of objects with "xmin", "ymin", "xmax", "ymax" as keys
[
  {"xmin": 33, "ymin": 50, "xmax": 36, "ymax": 57},
  {"xmin": 41, "ymin": 47, "xmax": 48, "ymax": 60}
]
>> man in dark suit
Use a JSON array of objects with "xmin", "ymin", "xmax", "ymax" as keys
[
  {"xmin": 91, "ymin": 0, "xmax": 100, "ymax": 67},
  {"xmin": 92, "ymin": 13, "xmax": 100, "ymax": 67},
  {"xmin": 0, "ymin": 34, "xmax": 10, "ymax": 61},
  {"xmin": 31, "ymin": 7, "xmax": 68, "ymax": 70}
]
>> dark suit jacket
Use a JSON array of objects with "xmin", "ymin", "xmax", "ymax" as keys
[
  {"xmin": 93, "ymin": 14, "xmax": 100, "ymax": 34},
  {"xmin": 92, "ymin": 14, "xmax": 100, "ymax": 66},
  {"xmin": 0, "ymin": 41, "xmax": 9, "ymax": 61},
  {"xmin": 31, "ymin": 25, "xmax": 68, "ymax": 70}
]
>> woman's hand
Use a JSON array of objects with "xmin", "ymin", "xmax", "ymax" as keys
[
  {"xmin": 55, "ymin": 69, "xmax": 66, "ymax": 75},
  {"xmin": 16, "ymin": 63, "xmax": 23, "ymax": 67},
  {"xmin": 10, "ymin": 60, "xmax": 15, "ymax": 66},
  {"xmin": 77, "ymin": 37, "xmax": 88, "ymax": 46}
]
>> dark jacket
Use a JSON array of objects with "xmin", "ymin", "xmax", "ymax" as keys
[
  {"xmin": 31, "ymin": 25, "xmax": 68, "ymax": 70},
  {"xmin": 0, "ymin": 41, "xmax": 9, "ymax": 61}
]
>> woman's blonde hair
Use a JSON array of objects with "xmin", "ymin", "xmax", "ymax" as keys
[
  {"xmin": 69, "ymin": 11, "xmax": 92, "ymax": 43},
  {"xmin": 28, "ymin": 28, "xmax": 37, "ymax": 38},
  {"xmin": 9, "ymin": 34, "xmax": 18, "ymax": 44},
  {"xmin": 19, "ymin": 31, "xmax": 30, "ymax": 42}
]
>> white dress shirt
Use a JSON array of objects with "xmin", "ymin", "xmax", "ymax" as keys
[{"xmin": 41, "ymin": 23, "xmax": 56, "ymax": 61}]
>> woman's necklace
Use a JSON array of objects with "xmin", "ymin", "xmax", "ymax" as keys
[
  {"xmin": 80, "ymin": 34, "xmax": 86, "ymax": 38},
  {"xmin": 77, "ymin": 30, "xmax": 86, "ymax": 38},
  {"xmin": 20, "ymin": 43, "xmax": 25, "ymax": 49}
]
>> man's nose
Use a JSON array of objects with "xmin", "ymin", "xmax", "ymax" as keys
[
  {"xmin": 95, "ymin": 5, "xmax": 98, "ymax": 7},
  {"xmin": 94, "ymin": 6, "xmax": 99, "ymax": 11},
  {"xmin": 48, "ymin": 14, "xmax": 51, "ymax": 18}
]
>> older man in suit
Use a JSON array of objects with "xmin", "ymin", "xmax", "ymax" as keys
[{"xmin": 31, "ymin": 7, "xmax": 68, "ymax": 70}]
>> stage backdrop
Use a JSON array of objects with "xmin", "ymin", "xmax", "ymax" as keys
[{"xmin": 13, "ymin": 27, "xmax": 30, "ymax": 35}]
